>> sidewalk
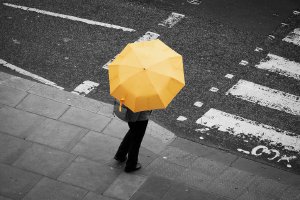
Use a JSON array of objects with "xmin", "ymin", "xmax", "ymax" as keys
[{"xmin": 0, "ymin": 71, "xmax": 299, "ymax": 200}]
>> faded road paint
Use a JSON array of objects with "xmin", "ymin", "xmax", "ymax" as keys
[
  {"xmin": 71, "ymin": 81, "xmax": 99, "ymax": 96},
  {"xmin": 3, "ymin": 3, "xmax": 136, "ymax": 32},
  {"xmin": 255, "ymin": 53, "xmax": 300, "ymax": 80},
  {"xmin": 0, "ymin": 59, "xmax": 63, "ymax": 90},
  {"xmin": 226, "ymin": 80, "xmax": 300, "ymax": 116},
  {"xmin": 196, "ymin": 108, "xmax": 300, "ymax": 152},
  {"xmin": 283, "ymin": 28, "xmax": 300, "ymax": 46},
  {"xmin": 159, "ymin": 12, "xmax": 185, "ymax": 28}
]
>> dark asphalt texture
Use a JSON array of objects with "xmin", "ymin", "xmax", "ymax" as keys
[{"xmin": 1, "ymin": 0, "xmax": 300, "ymax": 173}]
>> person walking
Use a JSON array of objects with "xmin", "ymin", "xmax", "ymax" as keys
[{"xmin": 114, "ymin": 108, "xmax": 152, "ymax": 173}]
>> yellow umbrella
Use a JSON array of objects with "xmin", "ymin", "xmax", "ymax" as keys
[{"xmin": 108, "ymin": 39, "xmax": 185, "ymax": 112}]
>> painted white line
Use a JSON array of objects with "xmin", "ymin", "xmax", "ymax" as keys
[
  {"xmin": 196, "ymin": 108, "xmax": 300, "ymax": 152},
  {"xmin": 0, "ymin": 59, "xmax": 64, "ymax": 90},
  {"xmin": 158, "ymin": 12, "xmax": 185, "ymax": 28},
  {"xmin": 187, "ymin": 0, "xmax": 202, "ymax": 5},
  {"xmin": 282, "ymin": 28, "xmax": 300, "ymax": 46},
  {"xmin": 225, "ymin": 74, "xmax": 234, "ymax": 79},
  {"xmin": 239, "ymin": 60, "xmax": 249, "ymax": 66},
  {"xmin": 254, "ymin": 47, "xmax": 263, "ymax": 52},
  {"xmin": 71, "ymin": 80, "xmax": 99, "ymax": 96},
  {"xmin": 3, "ymin": 3, "xmax": 135, "ymax": 32},
  {"xmin": 293, "ymin": 11, "xmax": 300, "ymax": 15},
  {"xmin": 102, "ymin": 31, "xmax": 160, "ymax": 70},
  {"xmin": 255, "ymin": 53, "xmax": 300, "ymax": 80},
  {"xmin": 177, "ymin": 116, "xmax": 187, "ymax": 121},
  {"xmin": 226, "ymin": 80, "xmax": 300, "ymax": 116},
  {"xmin": 194, "ymin": 101, "xmax": 204, "ymax": 107},
  {"xmin": 209, "ymin": 87, "xmax": 219, "ymax": 92}
]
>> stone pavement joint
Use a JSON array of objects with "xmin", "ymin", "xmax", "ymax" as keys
[{"xmin": 0, "ymin": 71, "xmax": 299, "ymax": 200}]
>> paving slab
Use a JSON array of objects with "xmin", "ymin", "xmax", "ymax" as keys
[
  {"xmin": 103, "ymin": 173, "xmax": 147, "ymax": 200},
  {"xmin": 160, "ymin": 146, "xmax": 198, "ymax": 167},
  {"xmin": 0, "ymin": 74, "xmax": 35, "ymax": 91},
  {"xmin": 134, "ymin": 176, "xmax": 174, "ymax": 199},
  {"xmin": 71, "ymin": 131, "xmax": 121, "ymax": 163},
  {"xmin": 102, "ymin": 118, "xmax": 128, "ymax": 139},
  {"xmin": 144, "ymin": 157, "xmax": 186, "ymax": 180},
  {"xmin": 26, "ymin": 118, "xmax": 88, "ymax": 151},
  {"xmin": 130, "ymin": 192, "xmax": 157, "ymax": 200},
  {"xmin": 29, "ymin": 83, "xmax": 103, "ymax": 112},
  {"xmin": 170, "ymin": 137, "xmax": 238, "ymax": 165},
  {"xmin": 97, "ymin": 102, "xmax": 114, "ymax": 118},
  {"xmin": 83, "ymin": 192, "xmax": 116, "ymax": 200},
  {"xmin": 16, "ymin": 94, "xmax": 70, "ymax": 119},
  {"xmin": 232, "ymin": 157, "xmax": 300, "ymax": 187},
  {"xmin": 236, "ymin": 176, "xmax": 289, "ymax": 200},
  {"xmin": 0, "ymin": 132, "xmax": 32, "ymax": 164},
  {"xmin": 142, "ymin": 134, "xmax": 169, "ymax": 154},
  {"xmin": 280, "ymin": 186, "xmax": 300, "ymax": 200},
  {"xmin": 23, "ymin": 177, "xmax": 87, "ymax": 200},
  {"xmin": 161, "ymin": 182, "xmax": 228, "ymax": 200},
  {"xmin": 0, "ymin": 163, "xmax": 42, "ymax": 200},
  {"xmin": 146, "ymin": 121, "xmax": 175, "ymax": 144},
  {"xmin": 0, "ymin": 72, "xmax": 13, "ymax": 81},
  {"xmin": 0, "ymin": 107, "xmax": 46, "ymax": 138},
  {"xmin": 13, "ymin": 144, "xmax": 76, "ymax": 178},
  {"xmin": 0, "ymin": 85, "xmax": 27, "ymax": 107},
  {"xmin": 59, "ymin": 107, "xmax": 111, "ymax": 132},
  {"xmin": 58, "ymin": 157, "xmax": 121, "ymax": 194},
  {"xmin": 206, "ymin": 167, "xmax": 256, "ymax": 199},
  {"xmin": 0, "ymin": 195, "xmax": 12, "ymax": 200},
  {"xmin": 176, "ymin": 157, "xmax": 229, "ymax": 190}
]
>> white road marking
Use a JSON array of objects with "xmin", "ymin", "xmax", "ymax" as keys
[
  {"xmin": 293, "ymin": 11, "xmax": 300, "ymax": 15},
  {"xmin": 226, "ymin": 80, "xmax": 300, "ymax": 116},
  {"xmin": 209, "ymin": 87, "xmax": 219, "ymax": 92},
  {"xmin": 0, "ymin": 59, "xmax": 64, "ymax": 90},
  {"xmin": 225, "ymin": 74, "xmax": 234, "ymax": 79},
  {"xmin": 239, "ymin": 60, "xmax": 249, "ymax": 66},
  {"xmin": 158, "ymin": 12, "xmax": 185, "ymax": 28},
  {"xmin": 196, "ymin": 108, "xmax": 300, "ymax": 152},
  {"xmin": 187, "ymin": 0, "xmax": 202, "ymax": 5},
  {"xmin": 254, "ymin": 47, "xmax": 263, "ymax": 52},
  {"xmin": 71, "ymin": 80, "xmax": 99, "ymax": 96},
  {"xmin": 255, "ymin": 53, "xmax": 300, "ymax": 80},
  {"xmin": 237, "ymin": 148, "xmax": 250, "ymax": 154},
  {"xmin": 194, "ymin": 101, "xmax": 204, "ymax": 107},
  {"xmin": 177, "ymin": 116, "xmax": 187, "ymax": 121},
  {"xmin": 283, "ymin": 28, "xmax": 300, "ymax": 46},
  {"xmin": 102, "ymin": 31, "xmax": 160, "ymax": 70},
  {"xmin": 3, "ymin": 3, "xmax": 135, "ymax": 32}
]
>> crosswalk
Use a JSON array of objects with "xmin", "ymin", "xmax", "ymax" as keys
[{"xmin": 196, "ymin": 26, "xmax": 300, "ymax": 168}]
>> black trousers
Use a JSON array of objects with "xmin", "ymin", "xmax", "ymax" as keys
[{"xmin": 115, "ymin": 120, "xmax": 148, "ymax": 167}]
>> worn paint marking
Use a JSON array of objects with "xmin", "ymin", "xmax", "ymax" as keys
[
  {"xmin": 71, "ymin": 81, "xmax": 99, "ymax": 96},
  {"xmin": 3, "ymin": 3, "xmax": 135, "ymax": 32},
  {"xmin": 196, "ymin": 108, "xmax": 300, "ymax": 152},
  {"xmin": 255, "ymin": 54, "xmax": 300, "ymax": 80},
  {"xmin": 102, "ymin": 31, "xmax": 160, "ymax": 70},
  {"xmin": 283, "ymin": 28, "xmax": 300, "ymax": 46},
  {"xmin": 158, "ymin": 12, "xmax": 185, "ymax": 28},
  {"xmin": 0, "ymin": 59, "xmax": 63, "ymax": 90},
  {"xmin": 226, "ymin": 80, "xmax": 300, "ymax": 116}
]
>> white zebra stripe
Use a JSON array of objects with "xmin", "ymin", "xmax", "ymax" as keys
[
  {"xmin": 158, "ymin": 12, "xmax": 185, "ymax": 28},
  {"xmin": 255, "ymin": 53, "xmax": 300, "ymax": 80},
  {"xmin": 196, "ymin": 108, "xmax": 300, "ymax": 152},
  {"xmin": 226, "ymin": 80, "xmax": 300, "ymax": 116}
]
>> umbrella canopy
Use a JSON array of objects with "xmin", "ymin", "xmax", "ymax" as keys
[{"xmin": 108, "ymin": 39, "xmax": 185, "ymax": 112}]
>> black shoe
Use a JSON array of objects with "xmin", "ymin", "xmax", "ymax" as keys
[
  {"xmin": 114, "ymin": 156, "xmax": 127, "ymax": 163},
  {"xmin": 124, "ymin": 163, "xmax": 142, "ymax": 173}
]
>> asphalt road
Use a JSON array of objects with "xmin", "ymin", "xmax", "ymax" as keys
[{"xmin": 1, "ymin": 0, "xmax": 300, "ymax": 173}]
